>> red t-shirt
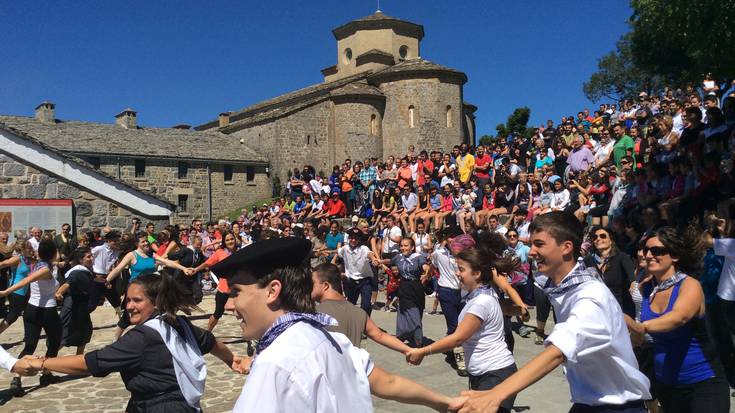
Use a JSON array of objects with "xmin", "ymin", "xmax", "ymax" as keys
[
  {"xmin": 326, "ymin": 198, "xmax": 347, "ymax": 217},
  {"xmin": 474, "ymin": 154, "xmax": 492, "ymax": 179}
]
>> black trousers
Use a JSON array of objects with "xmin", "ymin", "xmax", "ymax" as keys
[
  {"xmin": 568, "ymin": 400, "xmax": 646, "ymax": 413},
  {"xmin": 469, "ymin": 363, "xmax": 518, "ymax": 412},
  {"xmin": 4, "ymin": 293, "xmax": 28, "ymax": 325},
  {"xmin": 656, "ymin": 374, "xmax": 731, "ymax": 413},
  {"xmin": 20, "ymin": 304, "xmax": 61, "ymax": 358},
  {"xmin": 212, "ymin": 291, "xmax": 229, "ymax": 319}
]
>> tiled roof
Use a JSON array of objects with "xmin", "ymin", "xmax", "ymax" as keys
[
  {"xmin": 0, "ymin": 121, "xmax": 175, "ymax": 207},
  {"xmin": 369, "ymin": 58, "xmax": 467, "ymax": 82},
  {"xmin": 0, "ymin": 115, "xmax": 266, "ymax": 163},
  {"xmin": 332, "ymin": 12, "xmax": 424, "ymax": 40}
]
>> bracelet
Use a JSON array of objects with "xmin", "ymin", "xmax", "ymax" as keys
[
  {"xmin": 40, "ymin": 358, "xmax": 47, "ymax": 371},
  {"xmin": 425, "ymin": 346, "xmax": 432, "ymax": 356}
]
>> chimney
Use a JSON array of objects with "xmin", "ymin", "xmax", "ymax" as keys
[
  {"xmin": 218, "ymin": 112, "xmax": 231, "ymax": 128},
  {"xmin": 35, "ymin": 101, "xmax": 56, "ymax": 123},
  {"xmin": 115, "ymin": 108, "xmax": 137, "ymax": 129}
]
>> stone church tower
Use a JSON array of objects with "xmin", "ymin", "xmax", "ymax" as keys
[{"xmin": 196, "ymin": 12, "xmax": 476, "ymax": 183}]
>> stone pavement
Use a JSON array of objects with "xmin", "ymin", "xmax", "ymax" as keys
[{"xmin": 0, "ymin": 294, "xmax": 732, "ymax": 412}]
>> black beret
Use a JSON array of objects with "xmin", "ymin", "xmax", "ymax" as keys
[{"xmin": 210, "ymin": 237, "xmax": 312, "ymax": 280}]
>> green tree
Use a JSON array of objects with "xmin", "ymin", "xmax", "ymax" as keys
[
  {"xmin": 506, "ymin": 107, "xmax": 531, "ymax": 136},
  {"xmin": 583, "ymin": 34, "xmax": 662, "ymax": 102},
  {"xmin": 478, "ymin": 134, "xmax": 495, "ymax": 146},
  {"xmin": 629, "ymin": 0, "xmax": 735, "ymax": 83}
]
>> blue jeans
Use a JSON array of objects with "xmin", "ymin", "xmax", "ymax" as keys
[
  {"xmin": 344, "ymin": 277, "xmax": 373, "ymax": 316},
  {"xmin": 437, "ymin": 286, "xmax": 463, "ymax": 335}
]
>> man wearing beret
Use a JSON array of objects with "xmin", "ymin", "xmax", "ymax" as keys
[{"xmin": 213, "ymin": 237, "xmax": 461, "ymax": 412}]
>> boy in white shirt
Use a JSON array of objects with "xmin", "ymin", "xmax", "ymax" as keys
[
  {"xmin": 212, "ymin": 238, "xmax": 461, "ymax": 413},
  {"xmin": 459, "ymin": 211, "xmax": 650, "ymax": 413}
]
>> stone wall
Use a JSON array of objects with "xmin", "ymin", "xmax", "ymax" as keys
[
  {"xmin": 377, "ymin": 77, "xmax": 464, "ymax": 157},
  {"xmin": 0, "ymin": 154, "xmax": 168, "ymax": 234},
  {"xmin": 332, "ymin": 99, "xmax": 384, "ymax": 164},
  {"xmin": 231, "ymin": 101, "xmax": 333, "ymax": 187},
  {"xmin": 88, "ymin": 156, "xmax": 271, "ymax": 223}
]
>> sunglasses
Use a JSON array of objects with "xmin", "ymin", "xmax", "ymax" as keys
[
  {"xmin": 507, "ymin": 234, "xmax": 518, "ymax": 239},
  {"xmin": 592, "ymin": 233, "xmax": 608, "ymax": 240},
  {"xmin": 643, "ymin": 246, "xmax": 670, "ymax": 257}
]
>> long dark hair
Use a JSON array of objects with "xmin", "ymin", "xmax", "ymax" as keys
[
  {"xmin": 456, "ymin": 231, "xmax": 517, "ymax": 286},
  {"xmin": 130, "ymin": 272, "xmax": 201, "ymax": 325},
  {"xmin": 652, "ymin": 224, "xmax": 705, "ymax": 277}
]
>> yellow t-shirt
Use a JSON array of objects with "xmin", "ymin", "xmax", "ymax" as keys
[{"xmin": 456, "ymin": 154, "xmax": 475, "ymax": 183}]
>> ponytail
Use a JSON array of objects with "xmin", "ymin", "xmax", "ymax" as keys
[{"xmin": 130, "ymin": 271, "xmax": 202, "ymax": 325}]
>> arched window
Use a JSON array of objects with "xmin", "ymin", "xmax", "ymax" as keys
[
  {"xmin": 408, "ymin": 105, "xmax": 415, "ymax": 128},
  {"xmin": 370, "ymin": 114, "xmax": 377, "ymax": 135},
  {"xmin": 446, "ymin": 105, "xmax": 453, "ymax": 127}
]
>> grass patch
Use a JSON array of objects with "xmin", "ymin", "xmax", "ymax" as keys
[{"xmin": 226, "ymin": 197, "xmax": 276, "ymax": 221}]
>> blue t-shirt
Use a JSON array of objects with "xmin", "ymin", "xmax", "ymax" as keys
[
  {"xmin": 325, "ymin": 232, "xmax": 343, "ymax": 250},
  {"xmin": 534, "ymin": 156, "xmax": 553, "ymax": 170}
]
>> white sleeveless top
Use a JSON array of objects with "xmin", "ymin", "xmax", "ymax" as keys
[{"xmin": 29, "ymin": 261, "xmax": 59, "ymax": 308}]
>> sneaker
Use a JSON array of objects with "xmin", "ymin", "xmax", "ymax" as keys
[
  {"xmin": 534, "ymin": 333, "xmax": 544, "ymax": 345},
  {"xmin": 10, "ymin": 376, "xmax": 23, "ymax": 397},
  {"xmin": 371, "ymin": 303, "xmax": 382, "ymax": 311},
  {"xmin": 428, "ymin": 310, "xmax": 437, "ymax": 315},
  {"xmin": 39, "ymin": 373, "xmax": 61, "ymax": 387},
  {"xmin": 518, "ymin": 326, "xmax": 533, "ymax": 338}
]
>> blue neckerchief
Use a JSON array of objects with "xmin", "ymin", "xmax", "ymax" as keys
[
  {"xmin": 255, "ymin": 312, "xmax": 337, "ymax": 356},
  {"xmin": 542, "ymin": 262, "xmax": 602, "ymax": 298}
]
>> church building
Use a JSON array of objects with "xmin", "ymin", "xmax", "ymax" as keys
[{"xmin": 196, "ymin": 11, "xmax": 476, "ymax": 183}]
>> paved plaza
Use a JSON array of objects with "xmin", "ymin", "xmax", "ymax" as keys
[{"xmin": 0, "ymin": 294, "xmax": 732, "ymax": 413}]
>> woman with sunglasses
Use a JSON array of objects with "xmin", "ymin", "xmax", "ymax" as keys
[
  {"xmin": 629, "ymin": 226, "xmax": 730, "ymax": 413},
  {"xmin": 583, "ymin": 227, "xmax": 636, "ymax": 318}
]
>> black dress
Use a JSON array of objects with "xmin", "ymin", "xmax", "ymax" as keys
[
  {"xmin": 583, "ymin": 252, "xmax": 636, "ymax": 317},
  {"xmin": 84, "ymin": 316, "xmax": 216, "ymax": 412},
  {"xmin": 61, "ymin": 266, "xmax": 94, "ymax": 347}
]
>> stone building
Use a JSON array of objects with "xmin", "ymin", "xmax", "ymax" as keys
[
  {"xmin": 196, "ymin": 11, "xmax": 476, "ymax": 184},
  {"xmin": 0, "ymin": 12, "xmax": 476, "ymax": 234},
  {"xmin": 0, "ymin": 103, "xmax": 270, "ymax": 233}
]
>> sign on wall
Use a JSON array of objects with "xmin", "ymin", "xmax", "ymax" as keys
[{"xmin": 0, "ymin": 199, "xmax": 74, "ymax": 243}]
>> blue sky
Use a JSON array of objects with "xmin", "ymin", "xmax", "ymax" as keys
[{"xmin": 1, "ymin": 1, "xmax": 631, "ymax": 136}]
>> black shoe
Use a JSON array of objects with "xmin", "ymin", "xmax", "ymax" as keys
[
  {"xmin": 10, "ymin": 377, "xmax": 23, "ymax": 397},
  {"xmin": 39, "ymin": 373, "xmax": 61, "ymax": 387},
  {"xmin": 457, "ymin": 368, "xmax": 469, "ymax": 377}
]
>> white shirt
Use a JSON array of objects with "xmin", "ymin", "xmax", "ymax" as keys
[
  {"xmin": 234, "ymin": 322, "xmax": 374, "ymax": 413},
  {"xmin": 431, "ymin": 246, "xmax": 460, "ymax": 290},
  {"xmin": 488, "ymin": 225, "xmax": 508, "ymax": 236},
  {"xmin": 91, "ymin": 243, "xmax": 118, "ymax": 274},
  {"xmin": 0, "ymin": 346, "xmax": 17, "ymax": 372},
  {"xmin": 29, "ymin": 237, "xmax": 40, "ymax": 252},
  {"xmin": 544, "ymin": 265, "xmax": 651, "ymax": 405},
  {"xmin": 29, "ymin": 262, "xmax": 59, "ymax": 308},
  {"xmin": 460, "ymin": 289, "xmax": 515, "ymax": 376},
  {"xmin": 551, "ymin": 189, "xmax": 570, "ymax": 210},
  {"xmin": 714, "ymin": 238, "xmax": 735, "ymax": 301},
  {"xmin": 382, "ymin": 226, "xmax": 402, "ymax": 254},
  {"xmin": 594, "ymin": 141, "xmax": 614, "ymax": 165},
  {"xmin": 338, "ymin": 245, "xmax": 373, "ymax": 280}
]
